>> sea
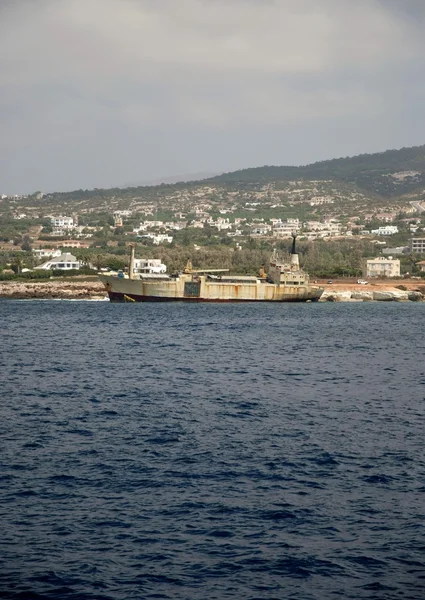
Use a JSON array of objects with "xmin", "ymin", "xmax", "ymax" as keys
[{"xmin": 0, "ymin": 300, "xmax": 424, "ymax": 600}]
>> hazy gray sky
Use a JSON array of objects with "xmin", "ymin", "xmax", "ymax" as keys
[{"xmin": 1, "ymin": 0, "xmax": 425, "ymax": 193}]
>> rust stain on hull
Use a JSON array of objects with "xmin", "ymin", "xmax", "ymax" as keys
[{"xmin": 107, "ymin": 291, "xmax": 322, "ymax": 303}]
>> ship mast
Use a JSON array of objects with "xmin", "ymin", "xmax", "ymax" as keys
[
  {"xmin": 128, "ymin": 244, "xmax": 135, "ymax": 280},
  {"xmin": 290, "ymin": 233, "xmax": 299, "ymax": 269}
]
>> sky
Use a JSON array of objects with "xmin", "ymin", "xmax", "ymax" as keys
[{"xmin": 1, "ymin": 0, "xmax": 425, "ymax": 194}]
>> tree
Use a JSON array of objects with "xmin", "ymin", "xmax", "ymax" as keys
[
  {"xmin": 11, "ymin": 256, "xmax": 23, "ymax": 274},
  {"xmin": 92, "ymin": 254, "xmax": 107, "ymax": 270},
  {"xmin": 21, "ymin": 236, "xmax": 32, "ymax": 252},
  {"xmin": 75, "ymin": 252, "xmax": 91, "ymax": 267},
  {"xmin": 105, "ymin": 256, "xmax": 127, "ymax": 271},
  {"xmin": 247, "ymin": 236, "xmax": 258, "ymax": 250}
]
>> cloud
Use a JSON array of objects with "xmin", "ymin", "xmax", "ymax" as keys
[
  {"xmin": 0, "ymin": 0, "xmax": 424, "ymax": 192},
  {"xmin": 1, "ymin": 0, "xmax": 418, "ymax": 82}
]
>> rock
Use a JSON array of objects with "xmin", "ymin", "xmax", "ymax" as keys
[
  {"xmin": 351, "ymin": 291, "xmax": 374, "ymax": 301},
  {"xmin": 373, "ymin": 291, "xmax": 409, "ymax": 301},
  {"xmin": 320, "ymin": 291, "xmax": 336, "ymax": 302},
  {"xmin": 320, "ymin": 289, "xmax": 421, "ymax": 302},
  {"xmin": 372, "ymin": 291, "xmax": 393, "ymax": 301},
  {"xmin": 408, "ymin": 291, "xmax": 423, "ymax": 302},
  {"xmin": 320, "ymin": 291, "xmax": 354, "ymax": 302},
  {"xmin": 0, "ymin": 279, "xmax": 104, "ymax": 300}
]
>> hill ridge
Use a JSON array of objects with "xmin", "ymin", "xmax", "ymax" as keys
[{"xmin": 206, "ymin": 144, "xmax": 425, "ymax": 197}]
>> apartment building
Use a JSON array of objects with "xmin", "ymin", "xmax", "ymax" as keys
[
  {"xmin": 363, "ymin": 257, "xmax": 400, "ymax": 278},
  {"xmin": 50, "ymin": 216, "xmax": 75, "ymax": 229},
  {"xmin": 272, "ymin": 218, "xmax": 300, "ymax": 237},
  {"xmin": 370, "ymin": 226, "xmax": 399, "ymax": 236},
  {"xmin": 409, "ymin": 238, "xmax": 425, "ymax": 254}
]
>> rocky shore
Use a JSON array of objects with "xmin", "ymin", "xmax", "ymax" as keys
[
  {"xmin": 0, "ymin": 278, "xmax": 106, "ymax": 300},
  {"xmin": 0, "ymin": 278, "xmax": 424, "ymax": 302},
  {"xmin": 319, "ymin": 289, "xmax": 424, "ymax": 302},
  {"xmin": 317, "ymin": 279, "xmax": 425, "ymax": 302}
]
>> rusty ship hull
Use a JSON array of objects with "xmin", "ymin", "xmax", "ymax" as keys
[
  {"xmin": 99, "ymin": 274, "xmax": 323, "ymax": 303},
  {"xmin": 99, "ymin": 238, "xmax": 324, "ymax": 303}
]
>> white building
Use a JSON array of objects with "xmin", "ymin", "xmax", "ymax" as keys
[
  {"xmin": 363, "ymin": 256, "xmax": 400, "ymax": 278},
  {"xmin": 371, "ymin": 226, "xmax": 399, "ymax": 236},
  {"xmin": 145, "ymin": 220, "xmax": 164, "ymax": 228},
  {"xmin": 382, "ymin": 246, "xmax": 407, "ymax": 256},
  {"xmin": 375, "ymin": 213, "xmax": 397, "ymax": 222},
  {"xmin": 33, "ymin": 248, "xmax": 62, "ymax": 259},
  {"xmin": 309, "ymin": 196, "xmax": 334, "ymax": 206},
  {"xmin": 152, "ymin": 234, "xmax": 173, "ymax": 245},
  {"xmin": 207, "ymin": 218, "xmax": 232, "ymax": 231},
  {"xmin": 34, "ymin": 252, "xmax": 80, "ymax": 271},
  {"xmin": 165, "ymin": 221, "xmax": 187, "ymax": 230},
  {"xmin": 113, "ymin": 210, "xmax": 132, "ymax": 217},
  {"xmin": 302, "ymin": 220, "xmax": 342, "ymax": 238},
  {"xmin": 273, "ymin": 218, "xmax": 300, "ymax": 237},
  {"xmin": 138, "ymin": 233, "xmax": 173, "ymax": 245},
  {"xmin": 51, "ymin": 228, "xmax": 67, "ymax": 237},
  {"xmin": 251, "ymin": 225, "xmax": 271, "ymax": 235},
  {"xmin": 133, "ymin": 259, "xmax": 166, "ymax": 274},
  {"xmin": 304, "ymin": 220, "xmax": 341, "ymax": 233},
  {"xmin": 133, "ymin": 223, "xmax": 148, "ymax": 234},
  {"xmin": 61, "ymin": 240, "xmax": 91, "ymax": 249},
  {"xmin": 50, "ymin": 216, "xmax": 75, "ymax": 229}
]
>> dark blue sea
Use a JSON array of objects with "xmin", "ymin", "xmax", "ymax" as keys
[{"xmin": 1, "ymin": 300, "xmax": 424, "ymax": 600}]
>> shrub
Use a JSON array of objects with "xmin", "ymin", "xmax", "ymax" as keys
[
  {"xmin": 0, "ymin": 272, "xmax": 16, "ymax": 281},
  {"xmin": 0, "ymin": 270, "xmax": 53, "ymax": 281},
  {"xmin": 79, "ymin": 267, "xmax": 97, "ymax": 275},
  {"xmin": 51, "ymin": 269, "xmax": 81, "ymax": 277},
  {"xmin": 20, "ymin": 270, "xmax": 51, "ymax": 279}
]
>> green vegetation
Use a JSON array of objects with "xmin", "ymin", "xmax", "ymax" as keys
[
  {"xmin": 83, "ymin": 239, "xmax": 379, "ymax": 278},
  {"xmin": 210, "ymin": 145, "xmax": 425, "ymax": 197},
  {"xmin": 0, "ymin": 269, "xmax": 52, "ymax": 281},
  {"xmin": 2, "ymin": 143, "xmax": 425, "ymax": 279}
]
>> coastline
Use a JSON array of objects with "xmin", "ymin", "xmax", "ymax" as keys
[
  {"xmin": 0, "ymin": 278, "xmax": 106, "ymax": 300},
  {"xmin": 315, "ymin": 279, "xmax": 424, "ymax": 302},
  {"xmin": 0, "ymin": 278, "xmax": 424, "ymax": 301}
]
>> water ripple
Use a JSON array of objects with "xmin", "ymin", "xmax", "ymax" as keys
[{"xmin": 0, "ymin": 301, "xmax": 424, "ymax": 599}]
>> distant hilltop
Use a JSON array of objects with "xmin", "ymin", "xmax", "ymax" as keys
[
  {"xmin": 45, "ymin": 143, "xmax": 425, "ymax": 199},
  {"xmin": 206, "ymin": 144, "xmax": 425, "ymax": 198},
  {"xmin": 6, "ymin": 143, "xmax": 425, "ymax": 204},
  {"xmin": 120, "ymin": 172, "xmax": 221, "ymax": 188}
]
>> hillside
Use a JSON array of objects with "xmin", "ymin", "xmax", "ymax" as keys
[
  {"xmin": 9, "ymin": 143, "xmax": 421, "ymax": 226},
  {"xmin": 209, "ymin": 144, "xmax": 425, "ymax": 197},
  {"xmin": 1, "ymin": 142, "xmax": 425, "ymax": 282},
  {"xmin": 8, "ymin": 143, "xmax": 423, "ymax": 211}
]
